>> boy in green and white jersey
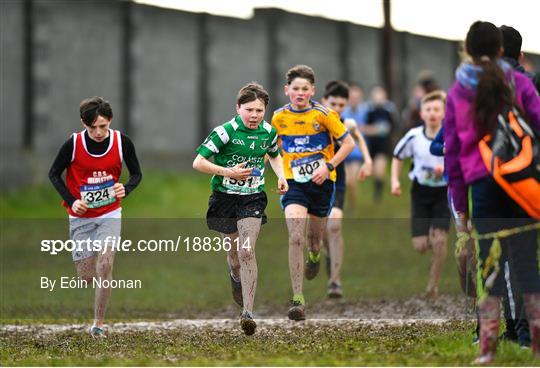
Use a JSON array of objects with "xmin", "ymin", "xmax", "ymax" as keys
[
  {"xmin": 193, "ymin": 82, "xmax": 288, "ymax": 335},
  {"xmin": 197, "ymin": 116, "xmax": 277, "ymax": 195}
]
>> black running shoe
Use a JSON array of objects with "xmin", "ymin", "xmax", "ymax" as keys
[
  {"xmin": 305, "ymin": 257, "xmax": 320, "ymax": 280},
  {"xmin": 230, "ymin": 273, "xmax": 243, "ymax": 307},
  {"xmin": 288, "ymin": 300, "xmax": 306, "ymax": 321},
  {"xmin": 240, "ymin": 311, "xmax": 256, "ymax": 336}
]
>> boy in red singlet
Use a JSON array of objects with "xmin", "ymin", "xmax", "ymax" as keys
[{"xmin": 48, "ymin": 96, "xmax": 142, "ymax": 337}]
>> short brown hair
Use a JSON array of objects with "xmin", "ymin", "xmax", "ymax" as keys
[
  {"xmin": 79, "ymin": 96, "xmax": 113, "ymax": 126},
  {"xmin": 421, "ymin": 90, "xmax": 446, "ymax": 106},
  {"xmin": 286, "ymin": 65, "xmax": 315, "ymax": 85},
  {"xmin": 236, "ymin": 82, "xmax": 269, "ymax": 107}
]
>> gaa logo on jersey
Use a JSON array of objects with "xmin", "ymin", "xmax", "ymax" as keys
[
  {"xmin": 232, "ymin": 139, "xmax": 245, "ymax": 145},
  {"xmin": 312, "ymin": 122, "xmax": 321, "ymax": 131},
  {"xmin": 261, "ymin": 140, "xmax": 268, "ymax": 149}
]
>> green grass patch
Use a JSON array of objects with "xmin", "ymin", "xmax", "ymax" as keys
[{"xmin": 2, "ymin": 321, "xmax": 538, "ymax": 366}]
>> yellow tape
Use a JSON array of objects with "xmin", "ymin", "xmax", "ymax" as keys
[{"xmin": 472, "ymin": 222, "xmax": 540, "ymax": 303}]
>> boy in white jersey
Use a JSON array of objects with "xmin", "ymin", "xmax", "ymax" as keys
[{"xmin": 390, "ymin": 90, "xmax": 450, "ymax": 299}]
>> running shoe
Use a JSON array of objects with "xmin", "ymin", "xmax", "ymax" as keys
[
  {"xmin": 240, "ymin": 311, "xmax": 256, "ymax": 336},
  {"xmin": 230, "ymin": 272, "xmax": 243, "ymax": 307},
  {"xmin": 473, "ymin": 352, "xmax": 494, "ymax": 365},
  {"xmin": 327, "ymin": 282, "xmax": 343, "ymax": 298},
  {"xmin": 305, "ymin": 256, "xmax": 320, "ymax": 280},
  {"xmin": 88, "ymin": 325, "xmax": 106, "ymax": 338},
  {"xmin": 288, "ymin": 300, "xmax": 306, "ymax": 321},
  {"xmin": 424, "ymin": 286, "xmax": 439, "ymax": 300}
]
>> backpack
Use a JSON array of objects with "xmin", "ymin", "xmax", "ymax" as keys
[{"xmin": 478, "ymin": 106, "xmax": 540, "ymax": 219}]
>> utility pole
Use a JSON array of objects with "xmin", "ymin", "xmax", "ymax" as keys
[{"xmin": 381, "ymin": 0, "xmax": 394, "ymax": 99}]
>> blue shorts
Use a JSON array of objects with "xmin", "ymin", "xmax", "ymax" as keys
[
  {"xmin": 344, "ymin": 145, "xmax": 363, "ymax": 163},
  {"xmin": 281, "ymin": 180, "xmax": 335, "ymax": 217}
]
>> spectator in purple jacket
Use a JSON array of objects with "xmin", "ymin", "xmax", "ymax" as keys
[{"xmin": 444, "ymin": 21, "xmax": 540, "ymax": 364}]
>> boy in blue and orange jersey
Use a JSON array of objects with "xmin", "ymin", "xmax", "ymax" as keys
[{"xmin": 271, "ymin": 65, "xmax": 355, "ymax": 320}]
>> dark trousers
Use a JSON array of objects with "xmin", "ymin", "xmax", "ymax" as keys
[
  {"xmin": 502, "ymin": 260, "xmax": 530, "ymax": 340},
  {"xmin": 470, "ymin": 176, "xmax": 539, "ymax": 338}
]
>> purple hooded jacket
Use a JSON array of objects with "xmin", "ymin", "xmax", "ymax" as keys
[{"xmin": 444, "ymin": 61, "xmax": 540, "ymax": 214}]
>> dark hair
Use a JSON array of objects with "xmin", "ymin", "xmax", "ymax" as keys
[
  {"xmin": 534, "ymin": 73, "xmax": 540, "ymax": 95},
  {"xmin": 79, "ymin": 96, "xmax": 113, "ymax": 126},
  {"xmin": 417, "ymin": 71, "xmax": 440, "ymax": 93},
  {"xmin": 465, "ymin": 21, "xmax": 512, "ymax": 136},
  {"xmin": 348, "ymin": 82, "xmax": 363, "ymax": 90},
  {"xmin": 286, "ymin": 65, "xmax": 315, "ymax": 85},
  {"xmin": 236, "ymin": 82, "xmax": 269, "ymax": 107},
  {"xmin": 500, "ymin": 25, "xmax": 522, "ymax": 60},
  {"xmin": 323, "ymin": 80, "xmax": 349, "ymax": 99}
]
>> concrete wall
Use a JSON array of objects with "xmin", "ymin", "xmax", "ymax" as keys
[
  {"xmin": 131, "ymin": 4, "xmax": 198, "ymax": 154},
  {"xmin": 1, "ymin": 0, "xmax": 30, "ymax": 188},
  {"xmin": 0, "ymin": 0, "xmax": 25, "ymax": 151},
  {"xmin": 206, "ymin": 15, "xmax": 268, "ymax": 129},
  {"xmin": 2, "ymin": 0, "xmax": 539, "ymax": 189},
  {"xmin": 272, "ymin": 12, "xmax": 342, "ymax": 107},
  {"xmin": 32, "ymin": 0, "xmax": 125, "ymax": 152},
  {"xmin": 347, "ymin": 24, "xmax": 381, "ymax": 92}
]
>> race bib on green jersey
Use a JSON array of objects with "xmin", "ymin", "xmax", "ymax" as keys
[{"xmin": 222, "ymin": 176, "xmax": 264, "ymax": 194}]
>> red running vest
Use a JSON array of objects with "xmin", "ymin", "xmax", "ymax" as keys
[{"xmin": 64, "ymin": 130, "xmax": 123, "ymax": 217}]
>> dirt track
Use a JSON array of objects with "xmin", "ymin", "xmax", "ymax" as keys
[{"xmin": 1, "ymin": 294, "xmax": 476, "ymax": 336}]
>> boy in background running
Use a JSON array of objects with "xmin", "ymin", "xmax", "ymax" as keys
[
  {"xmin": 320, "ymin": 80, "xmax": 372, "ymax": 298},
  {"xmin": 391, "ymin": 90, "xmax": 449, "ymax": 299}
]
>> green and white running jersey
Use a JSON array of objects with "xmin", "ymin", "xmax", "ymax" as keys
[{"xmin": 196, "ymin": 115, "xmax": 279, "ymax": 195}]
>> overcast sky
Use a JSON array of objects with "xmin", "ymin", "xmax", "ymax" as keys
[{"xmin": 135, "ymin": 0, "xmax": 539, "ymax": 54}]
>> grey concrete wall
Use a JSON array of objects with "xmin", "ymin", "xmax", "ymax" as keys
[
  {"xmin": 131, "ymin": 5, "xmax": 198, "ymax": 154},
  {"xmin": 0, "ymin": 0, "xmax": 30, "ymax": 189},
  {"xmin": 0, "ymin": 0, "xmax": 24, "ymax": 150},
  {"xmin": 399, "ymin": 33, "xmax": 458, "ymax": 92},
  {"xmin": 32, "ymin": 0, "xmax": 124, "ymax": 153},
  {"xmin": 206, "ymin": 15, "xmax": 268, "ymax": 130},
  {"xmin": 272, "ymin": 12, "xmax": 342, "ymax": 106},
  {"xmin": 1, "ymin": 0, "xmax": 539, "ymax": 189},
  {"xmin": 347, "ymin": 24, "xmax": 381, "ymax": 92}
]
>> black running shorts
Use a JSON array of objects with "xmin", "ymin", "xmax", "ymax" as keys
[
  {"xmin": 410, "ymin": 181, "xmax": 451, "ymax": 237},
  {"xmin": 206, "ymin": 191, "xmax": 267, "ymax": 234}
]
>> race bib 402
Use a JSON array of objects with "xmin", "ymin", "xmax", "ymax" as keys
[{"xmin": 291, "ymin": 154, "xmax": 325, "ymax": 183}]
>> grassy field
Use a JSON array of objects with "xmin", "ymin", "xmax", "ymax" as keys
[
  {"xmin": 1, "ymin": 170, "xmax": 538, "ymax": 365},
  {"xmin": 1, "ymin": 170, "xmax": 461, "ymax": 319},
  {"xmin": 2, "ymin": 321, "xmax": 536, "ymax": 366}
]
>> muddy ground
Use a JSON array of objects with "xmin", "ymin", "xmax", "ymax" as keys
[{"xmin": 2, "ymin": 294, "xmax": 476, "ymax": 336}]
